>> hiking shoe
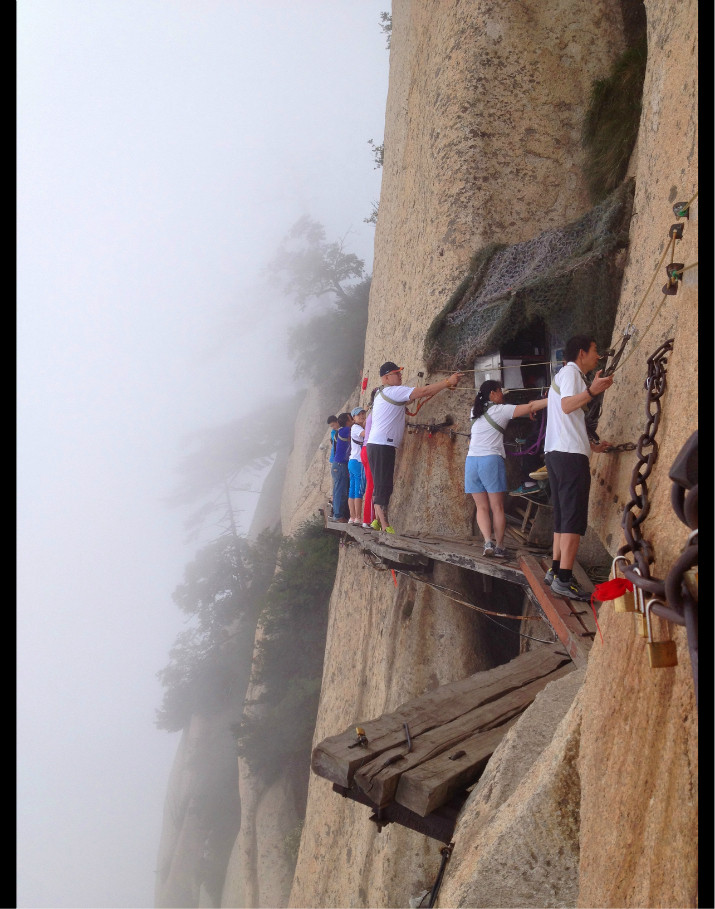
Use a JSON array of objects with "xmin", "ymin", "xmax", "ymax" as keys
[
  {"xmin": 493, "ymin": 546, "xmax": 509, "ymax": 559},
  {"xmin": 544, "ymin": 568, "xmax": 555, "ymax": 586},
  {"xmin": 509, "ymin": 483, "xmax": 541, "ymax": 496},
  {"xmin": 384, "ymin": 525, "xmax": 395, "ymax": 534},
  {"xmin": 551, "ymin": 576, "xmax": 591, "ymax": 601},
  {"xmin": 370, "ymin": 519, "xmax": 382, "ymax": 531},
  {"xmin": 483, "ymin": 540, "xmax": 495, "ymax": 557}
]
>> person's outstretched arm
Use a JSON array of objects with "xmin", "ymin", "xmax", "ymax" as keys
[
  {"xmin": 511, "ymin": 397, "xmax": 549, "ymax": 419},
  {"xmin": 408, "ymin": 372, "xmax": 464, "ymax": 401}
]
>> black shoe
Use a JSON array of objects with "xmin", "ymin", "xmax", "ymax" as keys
[{"xmin": 551, "ymin": 576, "xmax": 590, "ymax": 601}]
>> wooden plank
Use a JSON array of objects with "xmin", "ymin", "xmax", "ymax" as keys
[
  {"xmin": 395, "ymin": 719, "xmax": 520, "ymax": 817},
  {"xmin": 332, "ymin": 783, "xmax": 465, "ymax": 844},
  {"xmin": 353, "ymin": 661, "xmax": 575, "ymax": 808},
  {"xmin": 326, "ymin": 521, "xmax": 530, "ymax": 585},
  {"xmin": 396, "ymin": 657, "xmax": 574, "ymax": 815},
  {"xmin": 311, "ymin": 644, "xmax": 571, "ymax": 787},
  {"xmin": 370, "ymin": 532, "xmax": 529, "ymax": 585},
  {"xmin": 519, "ymin": 554, "xmax": 594, "ymax": 667},
  {"xmin": 361, "ymin": 539, "xmax": 430, "ymax": 567}
]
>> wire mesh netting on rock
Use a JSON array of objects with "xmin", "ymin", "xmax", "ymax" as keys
[{"xmin": 424, "ymin": 178, "xmax": 635, "ymax": 372}]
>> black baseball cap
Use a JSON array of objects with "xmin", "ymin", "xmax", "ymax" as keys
[{"xmin": 379, "ymin": 361, "xmax": 403, "ymax": 376}]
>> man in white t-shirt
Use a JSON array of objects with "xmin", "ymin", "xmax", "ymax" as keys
[
  {"xmin": 366, "ymin": 360, "xmax": 464, "ymax": 533},
  {"xmin": 545, "ymin": 335, "xmax": 613, "ymax": 600}
]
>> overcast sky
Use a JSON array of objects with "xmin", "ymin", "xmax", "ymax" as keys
[{"xmin": 17, "ymin": 3, "xmax": 388, "ymax": 906}]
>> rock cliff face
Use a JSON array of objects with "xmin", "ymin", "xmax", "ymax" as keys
[
  {"xmin": 285, "ymin": 1, "xmax": 697, "ymax": 907},
  {"xmin": 159, "ymin": 0, "xmax": 698, "ymax": 905}
]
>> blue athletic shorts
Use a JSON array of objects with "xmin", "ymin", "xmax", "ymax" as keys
[
  {"xmin": 348, "ymin": 458, "xmax": 364, "ymax": 498},
  {"xmin": 465, "ymin": 455, "xmax": 507, "ymax": 494}
]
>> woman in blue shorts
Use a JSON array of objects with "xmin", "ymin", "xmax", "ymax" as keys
[{"xmin": 466, "ymin": 379, "xmax": 548, "ymax": 558}]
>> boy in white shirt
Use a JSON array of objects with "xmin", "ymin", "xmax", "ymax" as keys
[{"xmin": 545, "ymin": 335, "xmax": 613, "ymax": 600}]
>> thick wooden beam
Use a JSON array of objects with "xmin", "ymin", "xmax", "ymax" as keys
[
  {"xmin": 353, "ymin": 660, "xmax": 574, "ymax": 808},
  {"xmin": 394, "ymin": 719, "xmax": 520, "ymax": 817},
  {"xmin": 519, "ymin": 554, "xmax": 594, "ymax": 667},
  {"xmin": 326, "ymin": 520, "xmax": 529, "ymax": 585},
  {"xmin": 311, "ymin": 644, "xmax": 570, "ymax": 788},
  {"xmin": 332, "ymin": 783, "xmax": 465, "ymax": 844}
]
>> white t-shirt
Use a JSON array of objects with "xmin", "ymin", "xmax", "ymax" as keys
[
  {"xmin": 467, "ymin": 403, "xmax": 516, "ymax": 458},
  {"xmin": 350, "ymin": 423, "xmax": 364, "ymax": 460},
  {"xmin": 544, "ymin": 362, "xmax": 591, "ymax": 457},
  {"xmin": 368, "ymin": 385, "xmax": 415, "ymax": 448}
]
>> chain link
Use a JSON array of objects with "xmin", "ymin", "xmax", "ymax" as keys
[{"xmin": 617, "ymin": 338, "xmax": 674, "ymax": 580}]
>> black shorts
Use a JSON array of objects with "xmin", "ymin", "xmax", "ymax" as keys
[
  {"xmin": 545, "ymin": 451, "xmax": 591, "ymax": 535},
  {"xmin": 366, "ymin": 443, "xmax": 396, "ymax": 508}
]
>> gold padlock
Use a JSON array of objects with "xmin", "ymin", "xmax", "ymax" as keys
[
  {"xmin": 632, "ymin": 575, "xmax": 646, "ymax": 634},
  {"xmin": 645, "ymin": 599, "xmax": 678, "ymax": 668},
  {"xmin": 634, "ymin": 611, "xmax": 647, "ymax": 636},
  {"xmin": 614, "ymin": 589, "xmax": 636, "ymax": 612},
  {"xmin": 610, "ymin": 556, "xmax": 636, "ymax": 611},
  {"xmin": 683, "ymin": 567, "xmax": 698, "ymax": 602}
]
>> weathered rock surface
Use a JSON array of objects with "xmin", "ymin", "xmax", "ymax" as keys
[
  {"xmin": 286, "ymin": 0, "xmax": 698, "ymax": 907},
  {"xmin": 437, "ymin": 668, "xmax": 586, "ymax": 908},
  {"xmin": 575, "ymin": 1, "xmax": 698, "ymax": 905}
]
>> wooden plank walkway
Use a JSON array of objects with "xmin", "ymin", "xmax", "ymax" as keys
[
  {"xmin": 322, "ymin": 508, "xmax": 599, "ymax": 669},
  {"xmin": 312, "ymin": 645, "xmax": 575, "ymax": 824},
  {"xmin": 314, "ymin": 511, "xmax": 603, "ymax": 834}
]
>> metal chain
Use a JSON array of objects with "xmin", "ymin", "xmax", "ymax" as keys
[{"xmin": 617, "ymin": 338, "xmax": 674, "ymax": 581}]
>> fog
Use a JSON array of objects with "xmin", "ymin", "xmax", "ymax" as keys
[{"xmin": 17, "ymin": 3, "xmax": 388, "ymax": 906}]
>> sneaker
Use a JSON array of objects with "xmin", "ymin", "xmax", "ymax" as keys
[
  {"xmin": 335, "ymin": 517, "xmax": 349, "ymax": 524},
  {"xmin": 493, "ymin": 546, "xmax": 509, "ymax": 559},
  {"xmin": 509, "ymin": 483, "xmax": 541, "ymax": 496},
  {"xmin": 550, "ymin": 576, "xmax": 591, "ymax": 601},
  {"xmin": 384, "ymin": 525, "xmax": 395, "ymax": 534},
  {"xmin": 362, "ymin": 522, "xmax": 372, "ymax": 529},
  {"xmin": 370, "ymin": 518, "xmax": 382, "ymax": 531},
  {"xmin": 483, "ymin": 540, "xmax": 495, "ymax": 557},
  {"xmin": 544, "ymin": 568, "xmax": 555, "ymax": 586}
]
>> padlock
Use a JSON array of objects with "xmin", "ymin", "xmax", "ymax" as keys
[
  {"xmin": 645, "ymin": 599, "xmax": 678, "ymax": 668},
  {"xmin": 634, "ymin": 610, "xmax": 647, "ymax": 637},
  {"xmin": 683, "ymin": 567, "xmax": 698, "ymax": 602},
  {"xmin": 614, "ymin": 588, "xmax": 636, "ymax": 612},
  {"xmin": 610, "ymin": 556, "xmax": 637, "ymax": 612},
  {"xmin": 631, "ymin": 568, "xmax": 648, "ymax": 635}
]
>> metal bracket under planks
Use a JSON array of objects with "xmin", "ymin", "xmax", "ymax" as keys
[{"xmin": 311, "ymin": 644, "xmax": 575, "ymax": 837}]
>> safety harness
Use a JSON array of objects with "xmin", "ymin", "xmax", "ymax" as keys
[
  {"xmin": 378, "ymin": 387, "xmax": 410, "ymax": 407},
  {"xmin": 551, "ymin": 366, "xmax": 590, "ymax": 413},
  {"xmin": 471, "ymin": 402, "xmax": 505, "ymax": 435}
]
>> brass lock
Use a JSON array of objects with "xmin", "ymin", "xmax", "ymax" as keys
[
  {"xmin": 645, "ymin": 599, "xmax": 678, "ymax": 668},
  {"xmin": 633, "ymin": 582, "xmax": 648, "ymax": 636},
  {"xmin": 683, "ymin": 567, "xmax": 698, "ymax": 602},
  {"xmin": 611, "ymin": 556, "xmax": 636, "ymax": 612},
  {"xmin": 634, "ymin": 611, "xmax": 647, "ymax": 636},
  {"xmin": 615, "ymin": 589, "xmax": 636, "ymax": 612}
]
